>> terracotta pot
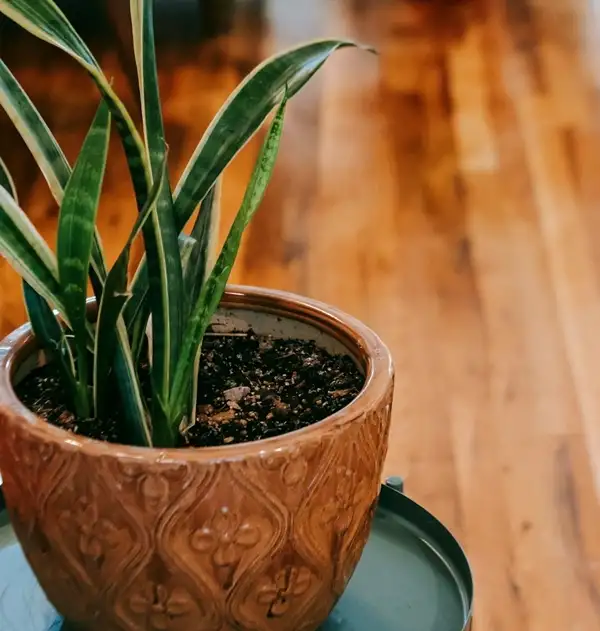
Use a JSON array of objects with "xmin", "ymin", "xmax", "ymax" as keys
[{"xmin": 0, "ymin": 286, "xmax": 394, "ymax": 631}]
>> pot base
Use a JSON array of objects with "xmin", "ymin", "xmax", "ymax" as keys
[{"xmin": 0, "ymin": 480, "xmax": 473, "ymax": 631}]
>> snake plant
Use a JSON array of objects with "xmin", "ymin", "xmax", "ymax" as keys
[{"xmin": 0, "ymin": 0, "xmax": 371, "ymax": 447}]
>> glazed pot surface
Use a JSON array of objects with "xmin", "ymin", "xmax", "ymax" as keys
[{"xmin": 0, "ymin": 286, "xmax": 394, "ymax": 631}]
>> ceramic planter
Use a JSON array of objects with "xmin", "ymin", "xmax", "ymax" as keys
[{"xmin": 0, "ymin": 286, "xmax": 394, "ymax": 631}]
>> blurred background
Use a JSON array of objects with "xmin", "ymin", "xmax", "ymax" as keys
[{"xmin": 2, "ymin": 0, "xmax": 600, "ymax": 629}]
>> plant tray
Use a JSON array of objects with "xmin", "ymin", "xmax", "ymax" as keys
[{"xmin": 0, "ymin": 478, "xmax": 473, "ymax": 631}]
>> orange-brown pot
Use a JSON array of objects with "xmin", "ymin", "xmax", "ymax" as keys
[{"xmin": 0, "ymin": 286, "xmax": 394, "ymax": 631}]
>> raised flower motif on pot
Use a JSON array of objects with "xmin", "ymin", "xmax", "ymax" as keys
[
  {"xmin": 256, "ymin": 565, "xmax": 313, "ymax": 617},
  {"xmin": 262, "ymin": 442, "xmax": 318, "ymax": 488},
  {"xmin": 191, "ymin": 505, "xmax": 261, "ymax": 568},
  {"xmin": 321, "ymin": 466, "xmax": 370, "ymax": 533},
  {"xmin": 139, "ymin": 473, "xmax": 171, "ymax": 511},
  {"xmin": 129, "ymin": 582, "xmax": 196, "ymax": 631},
  {"xmin": 116, "ymin": 461, "xmax": 190, "ymax": 512},
  {"xmin": 280, "ymin": 454, "xmax": 308, "ymax": 487},
  {"xmin": 61, "ymin": 496, "xmax": 125, "ymax": 563},
  {"xmin": 263, "ymin": 449, "xmax": 308, "ymax": 487}
]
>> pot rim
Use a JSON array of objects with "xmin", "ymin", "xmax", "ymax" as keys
[{"xmin": 0, "ymin": 285, "xmax": 394, "ymax": 462}]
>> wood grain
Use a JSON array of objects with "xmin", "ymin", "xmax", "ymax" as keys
[{"xmin": 1, "ymin": 1, "xmax": 600, "ymax": 628}]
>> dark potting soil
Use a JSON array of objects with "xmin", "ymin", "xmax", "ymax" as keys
[{"xmin": 15, "ymin": 332, "xmax": 365, "ymax": 447}]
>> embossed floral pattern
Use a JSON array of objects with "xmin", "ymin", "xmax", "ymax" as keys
[
  {"xmin": 257, "ymin": 566, "xmax": 313, "ymax": 617},
  {"xmin": 130, "ymin": 582, "xmax": 195, "ymax": 630},
  {"xmin": 280, "ymin": 454, "xmax": 308, "ymax": 486},
  {"xmin": 264, "ymin": 447, "xmax": 307, "ymax": 487},
  {"xmin": 321, "ymin": 466, "xmax": 369, "ymax": 532},
  {"xmin": 139, "ymin": 474, "xmax": 171, "ymax": 509},
  {"xmin": 263, "ymin": 443, "xmax": 320, "ymax": 488},
  {"xmin": 62, "ymin": 496, "xmax": 123, "ymax": 561},
  {"xmin": 117, "ymin": 463, "xmax": 188, "ymax": 511},
  {"xmin": 191, "ymin": 506, "xmax": 260, "ymax": 567}
]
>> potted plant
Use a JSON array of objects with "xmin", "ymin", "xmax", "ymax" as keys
[{"xmin": 0, "ymin": 2, "xmax": 394, "ymax": 630}]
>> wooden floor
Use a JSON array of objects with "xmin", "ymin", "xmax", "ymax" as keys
[{"xmin": 2, "ymin": 0, "xmax": 600, "ymax": 628}]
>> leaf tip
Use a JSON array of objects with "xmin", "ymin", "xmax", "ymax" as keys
[{"xmin": 337, "ymin": 39, "xmax": 378, "ymax": 56}]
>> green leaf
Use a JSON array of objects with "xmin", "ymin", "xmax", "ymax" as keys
[
  {"xmin": 2, "ymin": 156, "xmax": 82, "ymax": 415},
  {"xmin": 178, "ymin": 234, "xmax": 198, "ymax": 275},
  {"xmin": 23, "ymin": 282, "xmax": 81, "ymax": 412},
  {"xmin": 112, "ymin": 327, "xmax": 151, "ymax": 446},
  {"xmin": 57, "ymin": 100, "xmax": 110, "ymax": 357},
  {"xmin": 169, "ymin": 97, "xmax": 288, "ymax": 426},
  {"xmin": 130, "ymin": 0, "xmax": 184, "ymax": 402},
  {"xmin": 143, "ymin": 200, "xmax": 185, "ymax": 383},
  {"xmin": 99, "ymin": 84, "xmax": 151, "ymax": 212},
  {"xmin": 172, "ymin": 39, "xmax": 368, "ymax": 228},
  {"xmin": 184, "ymin": 179, "xmax": 221, "ymax": 311},
  {"xmin": 0, "ymin": 184, "xmax": 63, "ymax": 313},
  {"xmin": 150, "ymin": 392, "xmax": 174, "ymax": 448},
  {"xmin": 93, "ymin": 268, "xmax": 133, "ymax": 421},
  {"xmin": 2, "ymin": 0, "xmax": 182, "ymax": 407},
  {"xmin": 177, "ymin": 231, "xmax": 207, "ymax": 432},
  {"xmin": 0, "ymin": 0, "xmax": 152, "ymax": 213},
  {"xmin": 124, "ymin": 263, "xmax": 148, "ymax": 331},
  {"xmin": 0, "ymin": 0, "xmax": 169, "ymax": 444},
  {"xmin": 125, "ymin": 39, "xmax": 365, "ymax": 339},
  {"xmin": 178, "ymin": 233, "xmax": 200, "ymax": 317},
  {"xmin": 0, "ymin": 156, "xmax": 18, "ymax": 203},
  {"xmin": 185, "ymin": 352, "xmax": 201, "ymax": 436},
  {"xmin": 178, "ymin": 182, "xmax": 221, "ymax": 432},
  {"xmin": 0, "ymin": 0, "xmax": 96, "ymax": 68},
  {"xmin": 130, "ymin": 0, "xmax": 167, "ymax": 172},
  {"xmin": 0, "ymin": 58, "xmax": 107, "ymax": 288},
  {"xmin": 128, "ymin": 289, "xmax": 151, "ymax": 363},
  {"xmin": 93, "ymin": 156, "xmax": 166, "ymax": 436},
  {"xmin": 0, "ymin": 59, "xmax": 70, "ymax": 204},
  {"xmin": 140, "ymin": 171, "xmax": 183, "ymax": 405}
]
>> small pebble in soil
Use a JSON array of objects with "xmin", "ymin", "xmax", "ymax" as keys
[{"xmin": 15, "ymin": 331, "xmax": 365, "ymax": 448}]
